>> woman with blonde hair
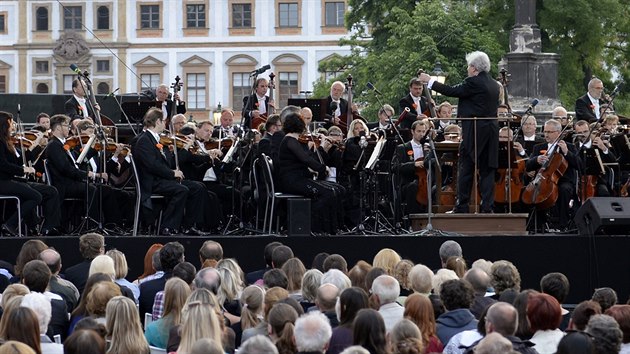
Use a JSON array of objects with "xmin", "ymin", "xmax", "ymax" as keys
[
  {"xmin": 403, "ymin": 293, "xmax": 443, "ymax": 353},
  {"xmin": 1, "ymin": 284, "xmax": 29, "ymax": 309},
  {"xmin": 0, "ymin": 296, "xmax": 24, "ymax": 340},
  {"xmin": 106, "ymin": 249, "xmax": 140, "ymax": 301},
  {"xmin": 145, "ymin": 277, "xmax": 190, "ymax": 348},
  {"xmin": 217, "ymin": 258, "xmax": 246, "ymax": 288},
  {"xmin": 217, "ymin": 267, "xmax": 243, "ymax": 317},
  {"xmin": 390, "ymin": 319, "xmax": 424, "ymax": 354},
  {"xmin": 0, "ymin": 341, "xmax": 36, "ymax": 354},
  {"xmin": 177, "ymin": 302, "xmax": 223, "ymax": 354},
  {"xmin": 105, "ymin": 296, "xmax": 149, "ymax": 354},
  {"xmin": 373, "ymin": 248, "xmax": 402, "ymax": 276}
]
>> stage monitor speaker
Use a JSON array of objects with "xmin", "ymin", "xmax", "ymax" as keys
[
  {"xmin": 287, "ymin": 198, "xmax": 311, "ymax": 237},
  {"xmin": 574, "ymin": 197, "xmax": 630, "ymax": 235}
]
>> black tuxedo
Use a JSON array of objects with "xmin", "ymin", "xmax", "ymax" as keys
[
  {"xmin": 526, "ymin": 142, "xmax": 580, "ymax": 228},
  {"xmin": 324, "ymin": 96, "xmax": 348, "ymax": 128},
  {"xmin": 431, "ymin": 71, "xmax": 500, "ymax": 212},
  {"xmin": 212, "ymin": 125, "xmax": 242, "ymax": 139},
  {"xmin": 64, "ymin": 96, "xmax": 96, "ymax": 123},
  {"xmin": 575, "ymin": 94, "xmax": 606, "ymax": 123},
  {"xmin": 577, "ymin": 142, "xmax": 617, "ymax": 197},
  {"xmin": 242, "ymin": 94, "xmax": 271, "ymax": 129},
  {"xmin": 395, "ymin": 141, "xmax": 432, "ymax": 214},
  {"xmin": 132, "ymin": 131, "xmax": 188, "ymax": 230},
  {"xmin": 257, "ymin": 131, "xmax": 284, "ymax": 164},
  {"xmin": 398, "ymin": 93, "xmax": 429, "ymax": 129}
]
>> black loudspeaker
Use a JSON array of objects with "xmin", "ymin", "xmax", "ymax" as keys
[
  {"xmin": 574, "ymin": 197, "xmax": 630, "ymax": 235},
  {"xmin": 287, "ymin": 198, "xmax": 311, "ymax": 237}
]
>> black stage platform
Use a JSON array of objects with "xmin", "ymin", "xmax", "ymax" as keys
[{"xmin": 1, "ymin": 234, "xmax": 627, "ymax": 305}]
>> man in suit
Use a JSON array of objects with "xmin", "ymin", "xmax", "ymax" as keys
[
  {"xmin": 419, "ymin": 51, "xmax": 500, "ymax": 213},
  {"xmin": 575, "ymin": 78, "xmax": 610, "ymax": 123},
  {"xmin": 324, "ymin": 81, "xmax": 348, "ymax": 129},
  {"xmin": 368, "ymin": 104, "xmax": 396, "ymax": 131},
  {"xmin": 131, "ymin": 107, "xmax": 188, "ymax": 235},
  {"xmin": 46, "ymin": 114, "xmax": 102, "ymax": 222},
  {"xmin": 398, "ymin": 78, "xmax": 430, "ymax": 130},
  {"xmin": 526, "ymin": 119, "xmax": 580, "ymax": 231},
  {"xmin": 258, "ymin": 114, "xmax": 283, "ymax": 163},
  {"xmin": 64, "ymin": 78, "xmax": 100, "ymax": 130},
  {"xmin": 573, "ymin": 119, "xmax": 616, "ymax": 197},
  {"xmin": 395, "ymin": 120, "xmax": 430, "ymax": 215},
  {"xmin": 242, "ymin": 78, "xmax": 274, "ymax": 130},
  {"xmin": 154, "ymin": 83, "xmax": 186, "ymax": 128},
  {"xmin": 212, "ymin": 108, "xmax": 242, "ymax": 139}
]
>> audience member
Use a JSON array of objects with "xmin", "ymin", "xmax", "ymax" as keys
[
  {"xmin": 38, "ymin": 248, "xmax": 79, "ymax": 313},
  {"xmin": 0, "ymin": 341, "xmax": 36, "ymax": 354},
  {"xmin": 436, "ymin": 279, "xmax": 477, "ymax": 345},
  {"xmin": 592, "ymin": 287, "xmax": 618, "ymax": 313},
  {"xmin": 372, "ymin": 248, "xmax": 402, "ymax": 276},
  {"xmin": 64, "ymin": 329, "xmax": 105, "ymax": 354},
  {"xmin": 439, "ymin": 241, "xmax": 463, "ymax": 268},
  {"xmin": 86, "ymin": 281, "xmax": 122, "ymax": 322},
  {"xmin": 238, "ymin": 335, "xmax": 279, "ymax": 354},
  {"xmin": 472, "ymin": 332, "xmax": 514, "ymax": 354},
  {"xmin": 294, "ymin": 311, "xmax": 332, "ymax": 354},
  {"xmin": 311, "ymin": 252, "xmax": 331, "ymax": 273},
  {"xmin": 540, "ymin": 272, "xmax": 571, "ymax": 330},
  {"xmin": 177, "ymin": 301, "xmax": 223, "ymax": 354},
  {"xmin": 190, "ymin": 338, "xmax": 224, "ymax": 354},
  {"xmin": 490, "ymin": 260, "xmax": 521, "ymax": 301},
  {"xmin": 281, "ymin": 258, "xmax": 306, "ymax": 299},
  {"xmin": 555, "ymin": 330, "xmax": 596, "ymax": 354},
  {"xmin": 106, "ymin": 296, "xmax": 150, "ymax": 354},
  {"xmin": 371, "ymin": 275, "xmax": 404, "ymax": 333},
  {"xmin": 199, "ymin": 240, "xmax": 224, "ymax": 269},
  {"xmin": 233, "ymin": 285, "xmax": 265, "ymax": 347},
  {"xmin": 135, "ymin": 243, "xmax": 164, "ymax": 284},
  {"xmin": 432, "ymin": 269, "xmax": 459, "ymax": 296},
  {"xmin": 321, "ymin": 269, "xmax": 351, "ymax": 292},
  {"xmin": 347, "ymin": 261, "xmax": 372, "ymax": 294},
  {"xmin": 604, "ymin": 305, "xmax": 630, "ymax": 353},
  {"xmin": 13, "ymin": 240, "xmax": 48, "ymax": 283},
  {"xmin": 301, "ymin": 269, "xmax": 323, "ymax": 311},
  {"xmin": 145, "ymin": 277, "xmax": 190, "ymax": 348},
  {"xmin": 20, "ymin": 293, "xmax": 64, "ymax": 354},
  {"xmin": 464, "ymin": 268, "xmax": 496, "ymax": 320},
  {"xmin": 64, "ymin": 233, "xmax": 105, "ymax": 294},
  {"xmin": 404, "ymin": 293, "xmax": 444, "ymax": 353},
  {"xmin": 316, "ymin": 283, "xmax": 340, "ymax": 328},
  {"xmin": 527, "ymin": 293, "xmax": 564, "ymax": 354},
  {"xmin": 328, "ymin": 287, "xmax": 369, "ymax": 354},
  {"xmin": 271, "ymin": 245, "xmax": 294, "ymax": 269},
  {"xmin": 263, "ymin": 269, "xmax": 288, "ymax": 289},
  {"xmin": 246, "ymin": 242, "xmax": 283, "ymax": 285},
  {"xmin": 324, "ymin": 254, "xmax": 349, "ymax": 274},
  {"xmin": 268, "ymin": 303, "xmax": 298, "ymax": 354},
  {"xmin": 390, "ymin": 319, "xmax": 424, "ymax": 354},
  {"xmin": 353, "ymin": 308, "xmax": 388, "ymax": 354},
  {"xmin": 394, "ymin": 260, "xmax": 414, "ymax": 298},
  {"xmin": 586, "ymin": 314, "xmax": 623, "ymax": 354},
  {"xmin": 3, "ymin": 307, "xmax": 41, "ymax": 354},
  {"xmin": 107, "ymin": 249, "xmax": 140, "ymax": 302},
  {"xmin": 139, "ymin": 242, "xmax": 184, "ymax": 319},
  {"xmin": 569, "ymin": 300, "xmax": 602, "ymax": 331},
  {"xmin": 446, "ymin": 257, "xmax": 468, "ymax": 278}
]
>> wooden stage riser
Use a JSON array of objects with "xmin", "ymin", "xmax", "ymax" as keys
[{"xmin": 410, "ymin": 213, "xmax": 529, "ymax": 235}]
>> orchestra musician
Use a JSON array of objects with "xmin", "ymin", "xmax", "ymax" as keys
[
  {"xmin": 46, "ymin": 114, "xmax": 100, "ymax": 223},
  {"xmin": 36, "ymin": 112, "xmax": 51, "ymax": 130},
  {"xmin": 526, "ymin": 119, "xmax": 580, "ymax": 232},
  {"xmin": 367, "ymin": 104, "xmax": 395, "ymax": 131},
  {"xmin": 324, "ymin": 81, "xmax": 348, "ymax": 129},
  {"xmin": 258, "ymin": 114, "xmax": 283, "ymax": 164},
  {"xmin": 212, "ymin": 108, "xmax": 242, "ymax": 139},
  {"xmin": 551, "ymin": 106, "xmax": 570, "ymax": 129},
  {"xmin": 278, "ymin": 112, "xmax": 342, "ymax": 234},
  {"xmin": 575, "ymin": 78, "xmax": 609, "ymax": 123},
  {"xmin": 573, "ymin": 120, "xmax": 616, "ymax": 197},
  {"xmin": 0, "ymin": 111, "xmax": 61, "ymax": 236},
  {"xmin": 398, "ymin": 78, "xmax": 429, "ymax": 129},
  {"xmin": 434, "ymin": 102, "xmax": 454, "ymax": 140},
  {"xmin": 242, "ymin": 78, "xmax": 274, "ymax": 130},
  {"xmin": 154, "ymin": 83, "xmax": 186, "ymax": 124},
  {"xmin": 419, "ymin": 51, "xmax": 500, "ymax": 214},
  {"xmin": 300, "ymin": 107, "xmax": 314, "ymax": 132},
  {"xmin": 395, "ymin": 120, "xmax": 431, "ymax": 214},
  {"xmin": 515, "ymin": 114, "xmax": 543, "ymax": 156},
  {"xmin": 65, "ymin": 78, "xmax": 100, "ymax": 129}
]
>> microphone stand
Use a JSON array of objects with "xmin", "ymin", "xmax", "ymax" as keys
[
  {"xmin": 242, "ymin": 73, "xmax": 258, "ymax": 132},
  {"xmin": 110, "ymin": 93, "xmax": 138, "ymax": 136},
  {"xmin": 370, "ymin": 89, "xmax": 404, "ymax": 143}
]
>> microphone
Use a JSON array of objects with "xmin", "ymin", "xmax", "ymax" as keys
[
  {"xmin": 359, "ymin": 135, "xmax": 368, "ymax": 149},
  {"xmin": 250, "ymin": 64, "xmax": 271, "ymax": 76},
  {"xmin": 330, "ymin": 101, "xmax": 338, "ymax": 111},
  {"xmin": 523, "ymin": 98, "xmax": 539, "ymax": 115},
  {"xmin": 69, "ymin": 64, "xmax": 83, "ymax": 75},
  {"xmin": 103, "ymin": 88, "xmax": 120, "ymax": 100},
  {"xmin": 366, "ymin": 82, "xmax": 382, "ymax": 95}
]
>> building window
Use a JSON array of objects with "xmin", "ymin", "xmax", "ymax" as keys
[
  {"xmin": 0, "ymin": 13, "xmax": 6, "ymax": 34},
  {"xmin": 97, "ymin": 82, "xmax": 110, "ymax": 95},
  {"xmin": 232, "ymin": 4, "xmax": 252, "ymax": 28},
  {"xmin": 96, "ymin": 60, "xmax": 110, "ymax": 73},
  {"xmin": 140, "ymin": 5, "xmax": 160, "ymax": 29},
  {"xmin": 36, "ymin": 7, "xmax": 49, "ymax": 31},
  {"xmin": 96, "ymin": 6, "xmax": 109, "ymax": 30},
  {"xmin": 232, "ymin": 73, "xmax": 250, "ymax": 111},
  {"xmin": 141, "ymin": 73, "xmax": 160, "ymax": 91},
  {"xmin": 63, "ymin": 6, "xmax": 82, "ymax": 30},
  {"xmin": 279, "ymin": 3, "xmax": 298, "ymax": 27},
  {"xmin": 186, "ymin": 73, "xmax": 206, "ymax": 109},
  {"xmin": 325, "ymin": 2, "xmax": 344, "ymax": 27},
  {"xmin": 35, "ymin": 61, "xmax": 49, "ymax": 74},
  {"xmin": 279, "ymin": 72, "xmax": 298, "ymax": 108},
  {"xmin": 63, "ymin": 75, "xmax": 78, "ymax": 94},
  {"xmin": 36, "ymin": 83, "xmax": 49, "ymax": 94},
  {"xmin": 186, "ymin": 4, "xmax": 206, "ymax": 28},
  {"xmin": 0, "ymin": 76, "xmax": 5, "ymax": 93},
  {"xmin": 324, "ymin": 70, "xmax": 344, "ymax": 82}
]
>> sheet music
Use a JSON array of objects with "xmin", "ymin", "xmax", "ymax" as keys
[
  {"xmin": 366, "ymin": 137, "xmax": 385, "ymax": 170},
  {"xmin": 222, "ymin": 138, "xmax": 239, "ymax": 163},
  {"xmin": 76, "ymin": 135, "xmax": 96, "ymax": 165}
]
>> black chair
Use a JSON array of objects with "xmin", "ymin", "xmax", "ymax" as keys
[
  {"xmin": 129, "ymin": 154, "xmax": 164, "ymax": 236},
  {"xmin": 0, "ymin": 195, "xmax": 21, "ymax": 236}
]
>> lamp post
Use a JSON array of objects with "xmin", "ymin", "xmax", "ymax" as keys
[
  {"xmin": 213, "ymin": 102, "xmax": 222, "ymax": 125},
  {"xmin": 430, "ymin": 61, "xmax": 446, "ymax": 98}
]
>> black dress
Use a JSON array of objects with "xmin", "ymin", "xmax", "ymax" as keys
[{"xmin": 278, "ymin": 136, "xmax": 341, "ymax": 234}]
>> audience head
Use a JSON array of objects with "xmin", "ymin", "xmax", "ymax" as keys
[
  {"xmin": 323, "ymin": 254, "xmax": 348, "ymax": 274},
  {"xmin": 445, "ymin": 256, "xmax": 467, "ymax": 278},
  {"xmin": 164, "ymin": 277, "xmax": 191, "ymax": 325},
  {"xmin": 403, "ymin": 293, "xmax": 437, "ymax": 346},
  {"xmin": 79, "ymin": 233, "xmax": 105, "ymax": 260},
  {"xmin": 311, "ymin": 252, "xmax": 330, "ymax": 272},
  {"xmin": 21, "ymin": 260, "xmax": 51, "ymax": 293},
  {"xmin": 513, "ymin": 289, "xmax": 536, "ymax": 339},
  {"xmin": 64, "ymin": 329, "xmax": 106, "ymax": 354},
  {"xmin": 240, "ymin": 285, "xmax": 265, "ymax": 330},
  {"xmin": 238, "ymin": 335, "xmax": 279, "ymax": 354},
  {"xmin": 485, "ymin": 302, "xmax": 518, "ymax": 336},
  {"xmin": 365, "ymin": 267, "xmax": 386, "ymax": 294},
  {"xmin": 527, "ymin": 292, "xmax": 562, "ymax": 332},
  {"xmin": 216, "ymin": 258, "xmax": 245, "ymax": 286},
  {"xmin": 264, "ymin": 287, "xmax": 289, "ymax": 320},
  {"xmin": 88, "ymin": 255, "xmax": 116, "ymax": 279},
  {"xmin": 432, "ymin": 268, "xmax": 458, "ymax": 296},
  {"xmin": 390, "ymin": 319, "xmax": 424, "ymax": 354},
  {"xmin": 263, "ymin": 242, "xmax": 283, "ymax": 268},
  {"xmin": 555, "ymin": 330, "xmax": 596, "ymax": 354},
  {"xmin": 173, "ymin": 261, "xmax": 197, "ymax": 285},
  {"xmin": 592, "ymin": 287, "xmax": 618, "ymax": 313},
  {"xmin": 38, "ymin": 248, "xmax": 61, "ymax": 275},
  {"xmin": 139, "ymin": 243, "xmax": 163, "ymax": 279},
  {"xmin": 473, "ymin": 332, "xmax": 514, "ymax": 354},
  {"xmin": 605, "ymin": 305, "xmax": 630, "ymax": 344},
  {"xmin": 353, "ymin": 308, "xmax": 388, "ymax": 354},
  {"xmin": 190, "ymin": 338, "xmax": 223, "ymax": 354},
  {"xmin": 340, "ymin": 346, "xmax": 370, "ymax": 354},
  {"xmin": 199, "ymin": 240, "xmax": 223, "ymax": 268},
  {"xmin": 271, "ymin": 245, "xmax": 294, "ymax": 268},
  {"xmin": 1, "ymin": 284, "xmax": 29, "ymax": 309},
  {"xmin": 321, "ymin": 269, "xmax": 351, "ymax": 292},
  {"xmin": 408, "ymin": 264, "xmax": 433, "ymax": 294},
  {"xmin": 393, "ymin": 260, "xmax": 414, "ymax": 291},
  {"xmin": 570, "ymin": 300, "xmax": 602, "ymax": 331},
  {"xmin": 294, "ymin": 311, "xmax": 332, "ymax": 353},
  {"xmin": 15, "ymin": 240, "xmax": 48, "ymax": 278},
  {"xmin": 301, "ymin": 269, "xmax": 323, "ymax": 302},
  {"xmin": 490, "ymin": 260, "xmax": 521, "ymax": 294},
  {"xmin": 316, "ymin": 283, "xmax": 340, "ymax": 312},
  {"xmin": 540, "ymin": 272, "xmax": 570, "ymax": 304},
  {"xmin": 263, "ymin": 268, "xmax": 288, "ymax": 289},
  {"xmin": 73, "ymin": 316, "xmax": 107, "ymax": 338},
  {"xmin": 439, "ymin": 240, "xmax": 462, "ymax": 266},
  {"xmin": 178, "ymin": 301, "xmax": 223, "ymax": 354},
  {"xmin": 281, "ymin": 257, "xmax": 306, "ymax": 292},
  {"xmin": 20, "ymin": 292, "xmax": 51, "ymax": 335},
  {"xmin": 194, "ymin": 267, "xmax": 222, "ymax": 294},
  {"xmin": 347, "ymin": 261, "xmax": 372, "ymax": 293},
  {"xmin": 586, "ymin": 314, "xmax": 623, "ymax": 354},
  {"xmin": 105, "ymin": 249, "xmax": 130, "ymax": 280},
  {"xmin": 372, "ymin": 248, "xmax": 402, "ymax": 276},
  {"xmin": 105, "ymin": 296, "xmax": 148, "ymax": 354},
  {"xmin": 0, "ymin": 341, "xmax": 36, "ymax": 354},
  {"xmin": 268, "ymin": 303, "xmax": 299, "ymax": 354},
  {"xmin": 160, "ymin": 241, "xmax": 185, "ymax": 272},
  {"xmin": 336, "ymin": 287, "xmax": 369, "ymax": 326},
  {"xmin": 440, "ymin": 279, "xmax": 475, "ymax": 311},
  {"xmin": 371, "ymin": 275, "xmax": 400, "ymax": 306},
  {"xmin": 3, "ymin": 307, "xmax": 40, "ymax": 354},
  {"xmin": 464, "ymin": 267, "xmax": 491, "ymax": 295},
  {"xmin": 471, "ymin": 259, "xmax": 493, "ymax": 275}
]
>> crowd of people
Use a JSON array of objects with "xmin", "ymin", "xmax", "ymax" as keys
[{"xmin": 0, "ymin": 235, "xmax": 627, "ymax": 354}]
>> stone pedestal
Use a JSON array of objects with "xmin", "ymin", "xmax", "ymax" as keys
[{"xmin": 505, "ymin": 52, "xmax": 560, "ymax": 100}]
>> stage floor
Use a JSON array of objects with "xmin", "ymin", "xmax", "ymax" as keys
[{"xmin": 2, "ymin": 232, "xmax": 628, "ymax": 305}]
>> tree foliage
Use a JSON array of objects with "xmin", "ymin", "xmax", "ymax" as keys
[{"xmin": 314, "ymin": 0, "xmax": 629, "ymax": 119}]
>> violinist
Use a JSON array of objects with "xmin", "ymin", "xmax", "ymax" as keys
[
  {"xmin": 515, "ymin": 114, "xmax": 543, "ymax": 156},
  {"xmin": 433, "ymin": 102, "xmax": 454, "ymax": 141},
  {"xmin": 395, "ymin": 120, "xmax": 431, "ymax": 214},
  {"xmin": 324, "ymin": 81, "xmax": 348, "ymax": 129},
  {"xmin": 36, "ymin": 112, "xmax": 51, "ymax": 130},
  {"xmin": 212, "ymin": 108, "xmax": 242, "ymax": 139},
  {"xmin": 573, "ymin": 120, "xmax": 616, "ymax": 198},
  {"xmin": 367, "ymin": 104, "xmax": 395, "ymax": 131},
  {"xmin": 300, "ymin": 107, "xmax": 314, "ymax": 132},
  {"xmin": 526, "ymin": 119, "xmax": 580, "ymax": 232},
  {"xmin": 45, "ymin": 114, "xmax": 101, "ymax": 224},
  {"xmin": 575, "ymin": 78, "xmax": 609, "ymax": 123},
  {"xmin": 258, "ymin": 114, "xmax": 283, "ymax": 163},
  {"xmin": 0, "ymin": 111, "xmax": 60, "ymax": 236},
  {"xmin": 278, "ymin": 112, "xmax": 342, "ymax": 234},
  {"xmin": 398, "ymin": 78, "xmax": 429, "ymax": 129},
  {"xmin": 170, "ymin": 114, "xmax": 187, "ymax": 134},
  {"xmin": 242, "ymin": 78, "xmax": 273, "ymax": 130},
  {"xmin": 65, "ymin": 78, "xmax": 99, "ymax": 129},
  {"xmin": 551, "ymin": 106, "xmax": 570, "ymax": 129}
]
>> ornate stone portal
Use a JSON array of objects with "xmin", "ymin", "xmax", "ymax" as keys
[{"xmin": 52, "ymin": 32, "xmax": 92, "ymax": 93}]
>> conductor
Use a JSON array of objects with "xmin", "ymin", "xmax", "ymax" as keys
[{"xmin": 419, "ymin": 51, "xmax": 500, "ymax": 213}]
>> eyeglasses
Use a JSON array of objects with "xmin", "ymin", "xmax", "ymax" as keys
[
  {"xmin": 552, "ymin": 116, "xmax": 568, "ymax": 120},
  {"xmin": 543, "ymin": 130, "xmax": 559, "ymax": 134}
]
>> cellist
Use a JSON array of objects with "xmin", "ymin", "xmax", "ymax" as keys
[
  {"xmin": 395, "ymin": 120, "xmax": 432, "ymax": 214},
  {"xmin": 525, "ymin": 119, "xmax": 580, "ymax": 232},
  {"xmin": 573, "ymin": 120, "xmax": 616, "ymax": 198}
]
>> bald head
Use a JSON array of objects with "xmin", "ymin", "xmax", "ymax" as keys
[
  {"xmin": 39, "ymin": 248, "xmax": 61, "ymax": 274},
  {"xmin": 486, "ymin": 302, "xmax": 518, "ymax": 336},
  {"xmin": 316, "ymin": 283, "xmax": 339, "ymax": 311},
  {"xmin": 464, "ymin": 267, "xmax": 491, "ymax": 295}
]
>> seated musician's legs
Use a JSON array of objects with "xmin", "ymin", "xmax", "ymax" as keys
[
  {"xmin": 403, "ymin": 181, "xmax": 426, "ymax": 214},
  {"xmin": 153, "ymin": 180, "xmax": 188, "ymax": 231},
  {"xmin": 64, "ymin": 181, "xmax": 98, "ymax": 221},
  {"xmin": 181, "ymin": 180, "xmax": 207, "ymax": 231},
  {"xmin": 556, "ymin": 181, "xmax": 575, "ymax": 229},
  {"xmin": 28, "ymin": 182, "xmax": 61, "ymax": 232}
]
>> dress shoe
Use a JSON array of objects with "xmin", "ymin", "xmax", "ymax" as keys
[
  {"xmin": 182, "ymin": 227, "xmax": 209, "ymax": 236},
  {"xmin": 0, "ymin": 224, "xmax": 18, "ymax": 237},
  {"xmin": 159, "ymin": 227, "xmax": 179, "ymax": 236},
  {"xmin": 41, "ymin": 228, "xmax": 61, "ymax": 236}
]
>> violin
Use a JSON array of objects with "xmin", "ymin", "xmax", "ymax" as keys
[
  {"xmin": 204, "ymin": 138, "xmax": 233, "ymax": 151},
  {"xmin": 159, "ymin": 133, "xmax": 191, "ymax": 150},
  {"xmin": 64, "ymin": 135, "xmax": 92, "ymax": 149}
]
